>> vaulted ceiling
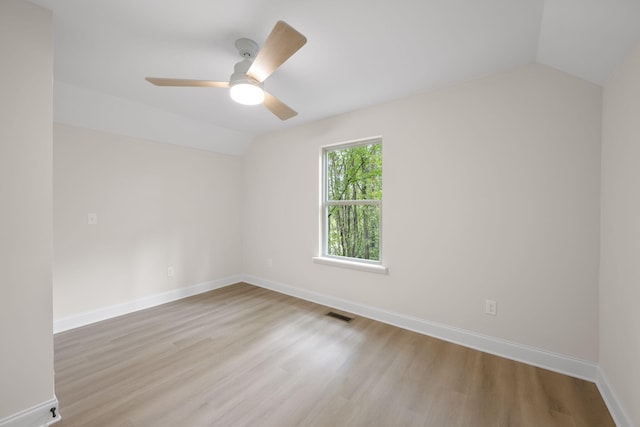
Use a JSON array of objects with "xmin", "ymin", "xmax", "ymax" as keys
[{"xmin": 32, "ymin": 0, "xmax": 640, "ymax": 138}]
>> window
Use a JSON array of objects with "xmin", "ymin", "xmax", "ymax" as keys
[{"xmin": 318, "ymin": 138, "xmax": 384, "ymax": 270}]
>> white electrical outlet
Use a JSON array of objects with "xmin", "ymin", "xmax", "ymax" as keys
[
  {"xmin": 87, "ymin": 213, "xmax": 98, "ymax": 225},
  {"xmin": 167, "ymin": 266, "xmax": 174, "ymax": 277},
  {"xmin": 485, "ymin": 299, "xmax": 497, "ymax": 316}
]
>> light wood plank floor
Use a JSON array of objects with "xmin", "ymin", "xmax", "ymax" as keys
[{"xmin": 54, "ymin": 282, "xmax": 614, "ymax": 427}]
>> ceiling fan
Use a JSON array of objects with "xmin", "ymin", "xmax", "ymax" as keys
[{"xmin": 145, "ymin": 21, "xmax": 307, "ymax": 121}]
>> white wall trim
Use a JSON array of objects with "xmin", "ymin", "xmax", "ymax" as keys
[
  {"xmin": 53, "ymin": 275, "xmax": 241, "ymax": 333},
  {"xmin": 242, "ymin": 274, "xmax": 598, "ymax": 382},
  {"xmin": 596, "ymin": 368, "xmax": 633, "ymax": 427},
  {"xmin": 0, "ymin": 397, "xmax": 60, "ymax": 427},
  {"xmin": 50, "ymin": 275, "xmax": 631, "ymax": 425},
  {"xmin": 312, "ymin": 256, "xmax": 388, "ymax": 274}
]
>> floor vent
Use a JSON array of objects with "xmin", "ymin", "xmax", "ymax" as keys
[{"xmin": 326, "ymin": 311, "xmax": 354, "ymax": 322}]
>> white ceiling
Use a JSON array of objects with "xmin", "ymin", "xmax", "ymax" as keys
[{"xmin": 31, "ymin": 0, "xmax": 640, "ymax": 137}]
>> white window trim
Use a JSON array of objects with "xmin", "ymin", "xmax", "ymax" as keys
[
  {"xmin": 315, "ymin": 136, "xmax": 388, "ymax": 274},
  {"xmin": 312, "ymin": 255, "xmax": 388, "ymax": 274}
]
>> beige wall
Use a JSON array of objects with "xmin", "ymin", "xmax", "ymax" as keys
[
  {"xmin": 0, "ymin": 0, "xmax": 55, "ymax": 420},
  {"xmin": 53, "ymin": 124, "xmax": 242, "ymax": 319},
  {"xmin": 244, "ymin": 63, "xmax": 602, "ymax": 361},
  {"xmin": 600, "ymin": 41, "xmax": 640, "ymax": 426}
]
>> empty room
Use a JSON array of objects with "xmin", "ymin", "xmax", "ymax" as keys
[{"xmin": 1, "ymin": 0, "xmax": 639, "ymax": 426}]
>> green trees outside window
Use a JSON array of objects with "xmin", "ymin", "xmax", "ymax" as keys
[{"xmin": 324, "ymin": 140, "xmax": 382, "ymax": 261}]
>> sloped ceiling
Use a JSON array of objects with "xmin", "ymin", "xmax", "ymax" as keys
[{"xmin": 31, "ymin": 0, "xmax": 640, "ymax": 151}]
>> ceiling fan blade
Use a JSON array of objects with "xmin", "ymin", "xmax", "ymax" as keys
[
  {"xmin": 263, "ymin": 91, "xmax": 297, "ymax": 120},
  {"xmin": 145, "ymin": 77, "xmax": 230, "ymax": 88},
  {"xmin": 247, "ymin": 21, "xmax": 307, "ymax": 83}
]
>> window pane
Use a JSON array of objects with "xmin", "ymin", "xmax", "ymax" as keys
[
  {"xmin": 327, "ymin": 144, "xmax": 382, "ymax": 201},
  {"xmin": 328, "ymin": 204, "xmax": 380, "ymax": 261}
]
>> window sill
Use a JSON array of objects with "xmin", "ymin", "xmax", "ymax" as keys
[{"xmin": 312, "ymin": 256, "xmax": 389, "ymax": 274}]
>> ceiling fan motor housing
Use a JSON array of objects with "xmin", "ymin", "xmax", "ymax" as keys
[
  {"xmin": 230, "ymin": 59, "xmax": 262, "ymax": 87},
  {"xmin": 229, "ymin": 57, "xmax": 264, "ymax": 105}
]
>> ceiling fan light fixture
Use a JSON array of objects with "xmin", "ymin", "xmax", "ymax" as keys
[{"xmin": 230, "ymin": 81, "xmax": 264, "ymax": 105}]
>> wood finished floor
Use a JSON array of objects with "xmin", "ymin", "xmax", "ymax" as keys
[{"xmin": 54, "ymin": 282, "xmax": 614, "ymax": 427}]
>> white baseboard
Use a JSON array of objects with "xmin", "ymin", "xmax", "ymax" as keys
[
  {"xmin": 50, "ymin": 274, "xmax": 631, "ymax": 426},
  {"xmin": 242, "ymin": 274, "xmax": 598, "ymax": 382},
  {"xmin": 596, "ymin": 368, "xmax": 633, "ymax": 427},
  {"xmin": 53, "ymin": 275, "xmax": 241, "ymax": 333},
  {"xmin": 0, "ymin": 397, "xmax": 60, "ymax": 427}
]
